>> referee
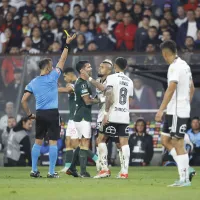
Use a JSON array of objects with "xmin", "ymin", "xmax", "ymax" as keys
[{"xmin": 21, "ymin": 34, "xmax": 76, "ymax": 178}]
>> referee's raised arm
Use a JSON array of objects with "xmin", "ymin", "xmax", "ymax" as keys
[{"xmin": 56, "ymin": 34, "xmax": 76, "ymax": 71}]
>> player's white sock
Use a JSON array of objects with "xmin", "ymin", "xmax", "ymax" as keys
[
  {"xmin": 98, "ymin": 143, "xmax": 109, "ymax": 171},
  {"xmin": 176, "ymin": 154, "xmax": 190, "ymax": 182},
  {"xmin": 96, "ymin": 146, "xmax": 101, "ymax": 171},
  {"xmin": 118, "ymin": 148, "xmax": 123, "ymax": 171},
  {"xmin": 170, "ymin": 147, "xmax": 178, "ymax": 163},
  {"xmin": 121, "ymin": 145, "xmax": 130, "ymax": 174}
]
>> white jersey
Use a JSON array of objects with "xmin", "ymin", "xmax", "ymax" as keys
[
  {"xmin": 96, "ymin": 78, "xmax": 107, "ymax": 123},
  {"xmin": 106, "ymin": 72, "xmax": 134, "ymax": 124},
  {"xmin": 167, "ymin": 57, "xmax": 192, "ymax": 118}
]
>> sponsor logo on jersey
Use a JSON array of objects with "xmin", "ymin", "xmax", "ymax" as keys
[
  {"xmin": 120, "ymin": 81, "xmax": 128, "ymax": 86},
  {"xmin": 105, "ymin": 126, "xmax": 116, "ymax": 135},
  {"xmin": 81, "ymin": 89, "xmax": 88, "ymax": 94},
  {"xmin": 114, "ymin": 107, "xmax": 128, "ymax": 112}
]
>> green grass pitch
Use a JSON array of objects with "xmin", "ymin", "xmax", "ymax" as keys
[{"xmin": 0, "ymin": 167, "xmax": 199, "ymax": 200}]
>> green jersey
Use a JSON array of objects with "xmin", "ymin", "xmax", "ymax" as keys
[
  {"xmin": 68, "ymin": 82, "xmax": 76, "ymax": 120},
  {"xmin": 74, "ymin": 78, "xmax": 92, "ymax": 122}
]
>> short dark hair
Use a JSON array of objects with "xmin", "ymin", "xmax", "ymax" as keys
[
  {"xmin": 76, "ymin": 61, "xmax": 89, "ymax": 73},
  {"xmin": 115, "ymin": 57, "xmax": 127, "ymax": 70},
  {"xmin": 38, "ymin": 58, "xmax": 51, "ymax": 70},
  {"xmin": 192, "ymin": 116, "xmax": 200, "ymax": 121},
  {"xmin": 160, "ymin": 40, "xmax": 177, "ymax": 54},
  {"xmin": 8, "ymin": 116, "xmax": 15, "ymax": 120},
  {"xmin": 74, "ymin": 4, "xmax": 81, "ymax": 9},
  {"xmin": 135, "ymin": 118, "xmax": 146, "ymax": 134},
  {"xmin": 63, "ymin": 67, "xmax": 75, "ymax": 74},
  {"xmin": 149, "ymin": 26, "xmax": 157, "ymax": 31}
]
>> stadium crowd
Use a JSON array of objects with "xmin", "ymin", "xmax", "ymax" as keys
[{"xmin": 1, "ymin": 0, "xmax": 200, "ymax": 54}]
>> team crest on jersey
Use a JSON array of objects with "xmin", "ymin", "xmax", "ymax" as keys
[
  {"xmin": 105, "ymin": 126, "xmax": 116, "ymax": 135},
  {"xmin": 81, "ymin": 84, "xmax": 87, "ymax": 89},
  {"xmin": 179, "ymin": 124, "xmax": 187, "ymax": 134},
  {"xmin": 125, "ymin": 126, "xmax": 130, "ymax": 134}
]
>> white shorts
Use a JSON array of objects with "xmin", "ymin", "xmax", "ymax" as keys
[
  {"xmin": 74, "ymin": 121, "xmax": 91, "ymax": 139},
  {"xmin": 66, "ymin": 120, "xmax": 79, "ymax": 139}
]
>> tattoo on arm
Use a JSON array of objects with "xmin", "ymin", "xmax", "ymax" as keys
[
  {"xmin": 90, "ymin": 79, "xmax": 105, "ymax": 92},
  {"xmin": 105, "ymin": 86, "xmax": 114, "ymax": 112}
]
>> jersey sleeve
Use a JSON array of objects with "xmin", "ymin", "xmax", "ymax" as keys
[
  {"xmin": 79, "ymin": 82, "xmax": 89, "ymax": 97},
  {"xmin": 168, "ymin": 65, "xmax": 179, "ymax": 83},
  {"xmin": 106, "ymin": 75, "xmax": 115, "ymax": 87},
  {"xmin": 25, "ymin": 81, "xmax": 33, "ymax": 94},
  {"xmin": 50, "ymin": 67, "xmax": 62, "ymax": 81}
]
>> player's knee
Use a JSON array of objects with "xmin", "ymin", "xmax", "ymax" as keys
[
  {"xmin": 35, "ymin": 139, "xmax": 43, "ymax": 146},
  {"xmin": 71, "ymin": 139, "xmax": 79, "ymax": 149},
  {"xmin": 49, "ymin": 140, "xmax": 57, "ymax": 145},
  {"xmin": 116, "ymin": 143, "xmax": 121, "ymax": 149},
  {"xmin": 119, "ymin": 137, "xmax": 128, "ymax": 146}
]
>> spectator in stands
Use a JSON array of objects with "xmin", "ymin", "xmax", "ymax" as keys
[
  {"xmin": 164, "ymin": 11, "xmax": 177, "ymax": 33},
  {"xmin": 144, "ymin": 26, "xmax": 161, "ymax": 51},
  {"xmin": 135, "ymin": 15, "xmax": 150, "ymax": 52},
  {"xmin": 195, "ymin": 29, "xmax": 200, "ymax": 50},
  {"xmin": 0, "ymin": 102, "xmax": 21, "ymax": 131},
  {"xmin": 132, "ymin": 3, "xmax": 143, "ymax": 25},
  {"xmin": 114, "ymin": 1, "xmax": 125, "ymax": 13},
  {"xmin": 35, "ymin": 3, "xmax": 45, "ymax": 22},
  {"xmin": 5, "ymin": 68, "xmax": 23, "ymax": 102},
  {"xmin": 49, "ymin": 0, "xmax": 63, "ymax": 13},
  {"xmin": 177, "ymin": 10, "xmax": 200, "ymax": 48},
  {"xmin": 116, "ymin": 10, "xmax": 124, "ymax": 23},
  {"xmin": 87, "ymin": 40, "xmax": 98, "ymax": 52},
  {"xmin": 71, "ymin": 18, "xmax": 81, "ymax": 34},
  {"xmin": 88, "ymin": 16, "xmax": 97, "ymax": 35},
  {"xmin": 143, "ymin": 0, "xmax": 162, "ymax": 18},
  {"xmin": 41, "ymin": 19, "xmax": 54, "ymax": 46},
  {"xmin": 0, "ymin": 18, "xmax": 8, "ymax": 54},
  {"xmin": 1, "ymin": 51, "xmax": 23, "ymax": 86},
  {"xmin": 129, "ymin": 118, "xmax": 153, "ymax": 166},
  {"xmin": 49, "ymin": 18, "xmax": 59, "ymax": 41},
  {"xmin": 138, "ymin": 9, "xmax": 159, "ymax": 29},
  {"xmin": 175, "ymin": 6, "xmax": 187, "ymax": 27},
  {"xmin": 21, "ymin": 16, "xmax": 31, "ymax": 38},
  {"xmin": 40, "ymin": 0, "xmax": 54, "ymax": 20},
  {"xmin": 48, "ymin": 41, "xmax": 61, "ymax": 53},
  {"xmin": 161, "ymin": 30, "xmax": 171, "ymax": 42},
  {"xmin": 95, "ymin": 20, "xmax": 116, "ymax": 51},
  {"xmin": 130, "ymin": 76, "xmax": 157, "ymax": 109},
  {"xmin": 184, "ymin": 0, "xmax": 198, "ymax": 11},
  {"xmin": 144, "ymin": 43, "xmax": 158, "ymax": 65},
  {"xmin": 70, "ymin": 4, "xmax": 81, "ymax": 27},
  {"xmin": 1, "ymin": 116, "xmax": 16, "ymax": 166},
  {"xmin": 20, "ymin": 36, "xmax": 40, "ymax": 54},
  {"xmin": 86, "ymin": 2, "xmax": 96, "ymax": 19},
  {"xmin": 195, "ymin": 7, "xmax": 200, "ymax": 24},
  {"xmin": 108, "ymin": 9, "xmax": 117, "ymax": 31},
  {"xmin": 0, "ymin": 0, "xmax": 11, "ymax": 17},
  {"xmin": 182, "ymin": 36, "xmax": 196, "ymax": 53},
  {"xmin": 187, "ymin": 117, "xmax": 200, "ymax": 166},
  {"xmin": 124, "ymin": 0, "xmax": 133, "ymax": 12},
  {"xmin": 31, "ymin": 27, "xmax": 46, "ymax": 52},
  {"xmin": 9, "ymin": 6, "xmax": 20, "ymax": 25},
  {"xmin": 73, "ymin": 33, "xmax": 86, "ymax": 53},
  {"xmin": 63, "ymin": 3, "xmax": 73, "ymax": 21},
  {"xmin": 114, "ymin": 12, "xmax": 137, "ymax": 51},
  {"xmin": 6, "ymin": 117, "xmax": 32, "ymax": 166},
  {"xmin": 55, "ymin": 6, "xmax": 65, "ymax": 26},
  {"xmin": 80, "ymin": 22, "xmax": 94, "ymax": 44},
  {"xmin": 29, "ymin": 15, "xmax": 40, "ymax": 28},
  {"xmin": 18, "ymin": 0, "xmax": 34, "ymax": 18},
  {"xmin": 70, "ymin": 0, "xmax": 84, "ymax": 16},
  {"xmin": 79, "ymin": 10, "xmax": 89, "ymax": 23}
]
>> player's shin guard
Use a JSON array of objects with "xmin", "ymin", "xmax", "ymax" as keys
[
  {"xmin": 98, "ymin": 143, "xmax": 109, "ymax": 170},
  {"xmin": 176, "ymin": 154, "xmax": 190, "ymax": 182},
  {"xmin": 70, "ymin": 146, "xmax": 80, "ymax": 170},
  {"xmin": 79, "ymin": 149, "xmax": 88, "ymax": 174},
  {"xmin": 121, "ymin": 145, "xmax": 130, "ymax": 174},
  {"xmin": 170, "ymin": 148, "xmax": 178, "ymax": 163},
  {"xmin": 31, "ymin": 144, "xmax": 41, "ymax": 172},
  {"xmin": 118, "ymin": 148, "xmax": 123, "ymax": 171},
  {"xmin": 65, "ymin": 149, "xmax": 73, "ymax": 168},
  {"xmin": 49, "ymin": 145, "xmax": 58, "ymax": 175}
]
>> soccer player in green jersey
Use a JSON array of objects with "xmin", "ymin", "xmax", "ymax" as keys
[
  {"xmin": 67, "ymin": 61, "xmax": 104, "ymax": 177},
  {"xmin": 58, "ymin": 68, "xmax": 79, "ymax": 173}
]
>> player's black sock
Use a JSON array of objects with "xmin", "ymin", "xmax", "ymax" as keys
[
  {"xmin": 87, "ymin": 149, "xmax": 98, "ymax": 163},
  {"xmin": 70, "ymin": 146, "xmax": 80, "ymax": 170},
  {"xmin": 79, "ymin": 149, "xmax": 88, "ymax": 174},
  {"xmin": 65, "ymin": 149, "xmax": 73, "ymax": 168}
]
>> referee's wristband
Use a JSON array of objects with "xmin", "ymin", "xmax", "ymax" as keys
[{"xmin": 64, "ymin": 44, "xmax": 70, "ymax": 51}]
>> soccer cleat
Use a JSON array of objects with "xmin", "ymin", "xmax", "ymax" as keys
[
  {"xmin": 168, "ymin": 180, "xmax": 191, "ymax": 187},
  {"xmin": 80, "ymin": 172, "xmax": 91, "ymax": 178},
  {"xmin": 93, "ymin": 170, "xmax": 111, "ymax": 178},
  {"xmin": 189, "ymin": 167, "xmax": 196, "ymax": 182},
  {"xmin": 66, "ymin": 168, "xmax": 79, "ymax": 177},
  {"xmin": 117, "ymin": 173, "xmax": 128, "ymax": 179},
  {"xmin": 30, "ymin": 171, "xmax": 42, "ymax": 178},
  {"xmin": 59, "ymin": 167, "xmax": 69, "ymax": 173},
  {"xmin": 47, "ymin": 172, "xmax": 59, "ymax": 178}
]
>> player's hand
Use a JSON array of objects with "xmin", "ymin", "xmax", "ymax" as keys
[
  {"xmin": 155, "ymin": 110, "xmax": 163, "ymax": 122},
  {"xmin": 80, "ymin": 69, "xmax": 90, "ymax": 80},
  {"xmin": 102, "ymin": 115, "xmax": 109, "ymax": 126},
  {"xmin": 66, "ymin": 33, "xmax": 76, "ymax": 44}
]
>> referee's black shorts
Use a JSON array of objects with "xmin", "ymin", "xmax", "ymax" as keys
[{"xmin": 36, "ymin": 109, "xmax": 61, "ymax": 140}]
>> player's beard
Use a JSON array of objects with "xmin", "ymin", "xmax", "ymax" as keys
[{"xmin": 98, "ymin": 73, "xmax": 104, "ymax": 77}]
